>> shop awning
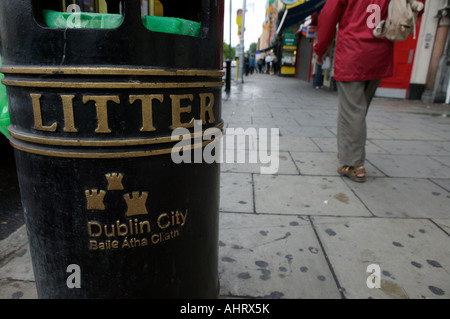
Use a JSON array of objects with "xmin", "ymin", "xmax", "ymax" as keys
[
  {"xmin": 258, "ymin": 45, "xmax": 277, "ymax": 53},
  {"xmin": 279, "ymin": 0, "xmax": 326, "ymax": 32}
]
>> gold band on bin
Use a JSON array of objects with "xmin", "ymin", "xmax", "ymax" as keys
[
  {"xmin": 8, "ymin": 122, "xmax": 224, "ymax": 147},
  {"xmin": 9, "ymin": 138, "xmax": 222, "ymax": 159},
  {"xmin": 0, "ymin": 66, "xmax": 225, "ymax": 77},
  {"xmin": 1, "ymin": 80, "xmax": 224, "ymax": 89}
]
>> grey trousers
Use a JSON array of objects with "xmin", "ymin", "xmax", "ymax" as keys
[{"xmin": 336, "ymin": 79, "xmax": 381, "ymax": 167}]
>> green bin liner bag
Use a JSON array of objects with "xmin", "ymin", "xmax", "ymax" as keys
[
  {"xmin": 43, "ymin": 10, "xmax": 200, "ymax": 36},
  {"xmin": 0, "ymin": 55, "xmax": 10, "ymax": 139},
  {"xmin": 44, "ymin": 9, "xmax": 123, "ymax": 29},
  {"xmin": 141, "ymin": 15, "xmax": 200, "ymax": 37}
]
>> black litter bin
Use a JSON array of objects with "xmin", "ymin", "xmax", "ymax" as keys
[{"xmin": 0, "ymin": 0, "xmax": 224, "ymax": 298}]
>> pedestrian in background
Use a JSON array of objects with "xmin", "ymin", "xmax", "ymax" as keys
[
  {"xmin": 314, "ymin": 0, "xmax": 424, "ymax": 183},
  {"xmin": 265, "ymin": 53, "xmax": 272, "ymax": 74},
  {"xmin": 244, "ymin": 54, "xmax": 250, "ymax": 76},
  {"xmin": 271, "ymin": 54, "xmax": 278, "ymax": 75},
  {"xmin": 249, "ymin": 54, "xmax": 256, "ymax": 75},
  {"xmin": 312, "ymin": 52, "xmax": 324, "ymax": 89},
  {"xmin": 257, "ymin": 57, "xmax": 263, "ymax": 73}
]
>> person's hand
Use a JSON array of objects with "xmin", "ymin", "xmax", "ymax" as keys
[{"xmin": 316, "ymin": 54, "xmax": 325, "ymax": 66}]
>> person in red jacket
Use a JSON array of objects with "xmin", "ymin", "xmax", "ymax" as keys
[{"xmin": 314, "ymin": 0, "xmax": 423, "ymax": 182}]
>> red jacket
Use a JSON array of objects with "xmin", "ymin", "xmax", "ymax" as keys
[{"xmin": 314, "ymin": 0, "xmax": 423, "ymax": 82}]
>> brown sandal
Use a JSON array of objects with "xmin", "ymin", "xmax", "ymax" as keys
[{"xmin": 338, "ymin": 166, "xmax": 366, "ymax": 183}]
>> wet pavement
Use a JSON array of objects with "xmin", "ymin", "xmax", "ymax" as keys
[{"xmin": 1, "ymin": 74, "xmax": 449, "ymax": 299}]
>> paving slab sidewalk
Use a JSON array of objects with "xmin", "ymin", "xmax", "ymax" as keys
[{"xmin": 1, "ymin": 74, "xmax": 449, "ymax": 299}]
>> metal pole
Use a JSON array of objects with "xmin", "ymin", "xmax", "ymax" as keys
[
  {"xmin": 225, "ymin": 60, "xmax": 231, "ymax": 92},
  {"xmin": 229, "ymin": 0, "xmax": 232, "ymax": 60},
  {"xmin": 226, "ymin": 0, "xmax": 232, "ymax": 93},
  {"xmin": 238, "ymin": 0, "xmax": 246, "ymax": 84}
]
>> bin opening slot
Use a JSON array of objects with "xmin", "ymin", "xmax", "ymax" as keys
[
  {"xmin": 145, "ymin": 0, "xmax": 202, "ymax": 36},
  {"xmin": 32, "ymin": 0, "xmax": 124, "ymax": 28},
  {"xmin": 33, "ymin": 0, "xmax": 202, "ymax": 36}
]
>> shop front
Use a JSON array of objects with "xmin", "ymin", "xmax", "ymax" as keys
[{"xmin": 280, "ymin": 27, "xmax": 297, "ymax": 76}]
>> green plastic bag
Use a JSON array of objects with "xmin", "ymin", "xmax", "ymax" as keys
[
  {"xmin": 0, "ymin": 55, "xmax": 10, "ymax": 139},
  {"xmin": 141, "ymin": 15, "xmax": 200, "ymax": 36},
  {"xmin": 44, "ymin": 9, "xmax": 123, "ymax": 29},
  {"xmin": 43, "ymin": 10, "xmax": 200, "ymax": 36},
  {"xmin": 0, "ymin": 105, "xmax": 9, "ymax": 139}
]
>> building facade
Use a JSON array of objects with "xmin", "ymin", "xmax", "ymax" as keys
[
  {"xmin": 264, "ymin": 0, "xmax": 450, "ymax": 102},
  {"xmin": 377, "ymin": 0, "xmax": 450, "ymax": 102}
]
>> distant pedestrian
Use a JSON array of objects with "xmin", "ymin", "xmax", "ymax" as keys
[
  {"xmin": 265, "ymin": 53, "xmax": 273, "ymax": 74},
  {"xmin": 312, "ymin": 52, "xmax": 324, "ymax": 89},
  {"xmin": 257, "ymin": 58, "xmax": 263, "ymax": 73},
  {"xmin": 244, "ymin": 55, "xmax": 250, "ymax": 76},
  {"xmin": 249, "ymin": 55, "xmax": 256, "ymax": 75},
  {"xmin": 314, "ymin": 0, "xmax": 424, "ymax": 183},
  {"xmin": 271, "ymin": 54, "xmax": 278, "ymax": 75}
]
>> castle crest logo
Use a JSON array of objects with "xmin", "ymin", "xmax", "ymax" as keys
[
  {"xmin": 105, "ymin": 173, "xmax": 124, "ymax": 191},
  {"xmin": 85, "ymin": 189, "xmax": 106, "ymax": 211},
  {"xmin": 84, "ymin": 172, "xmax": 188, "ymax": 251},
  {"xmin": 124, "ymin": 192, "xmax": 149, "ymax": 217}
]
